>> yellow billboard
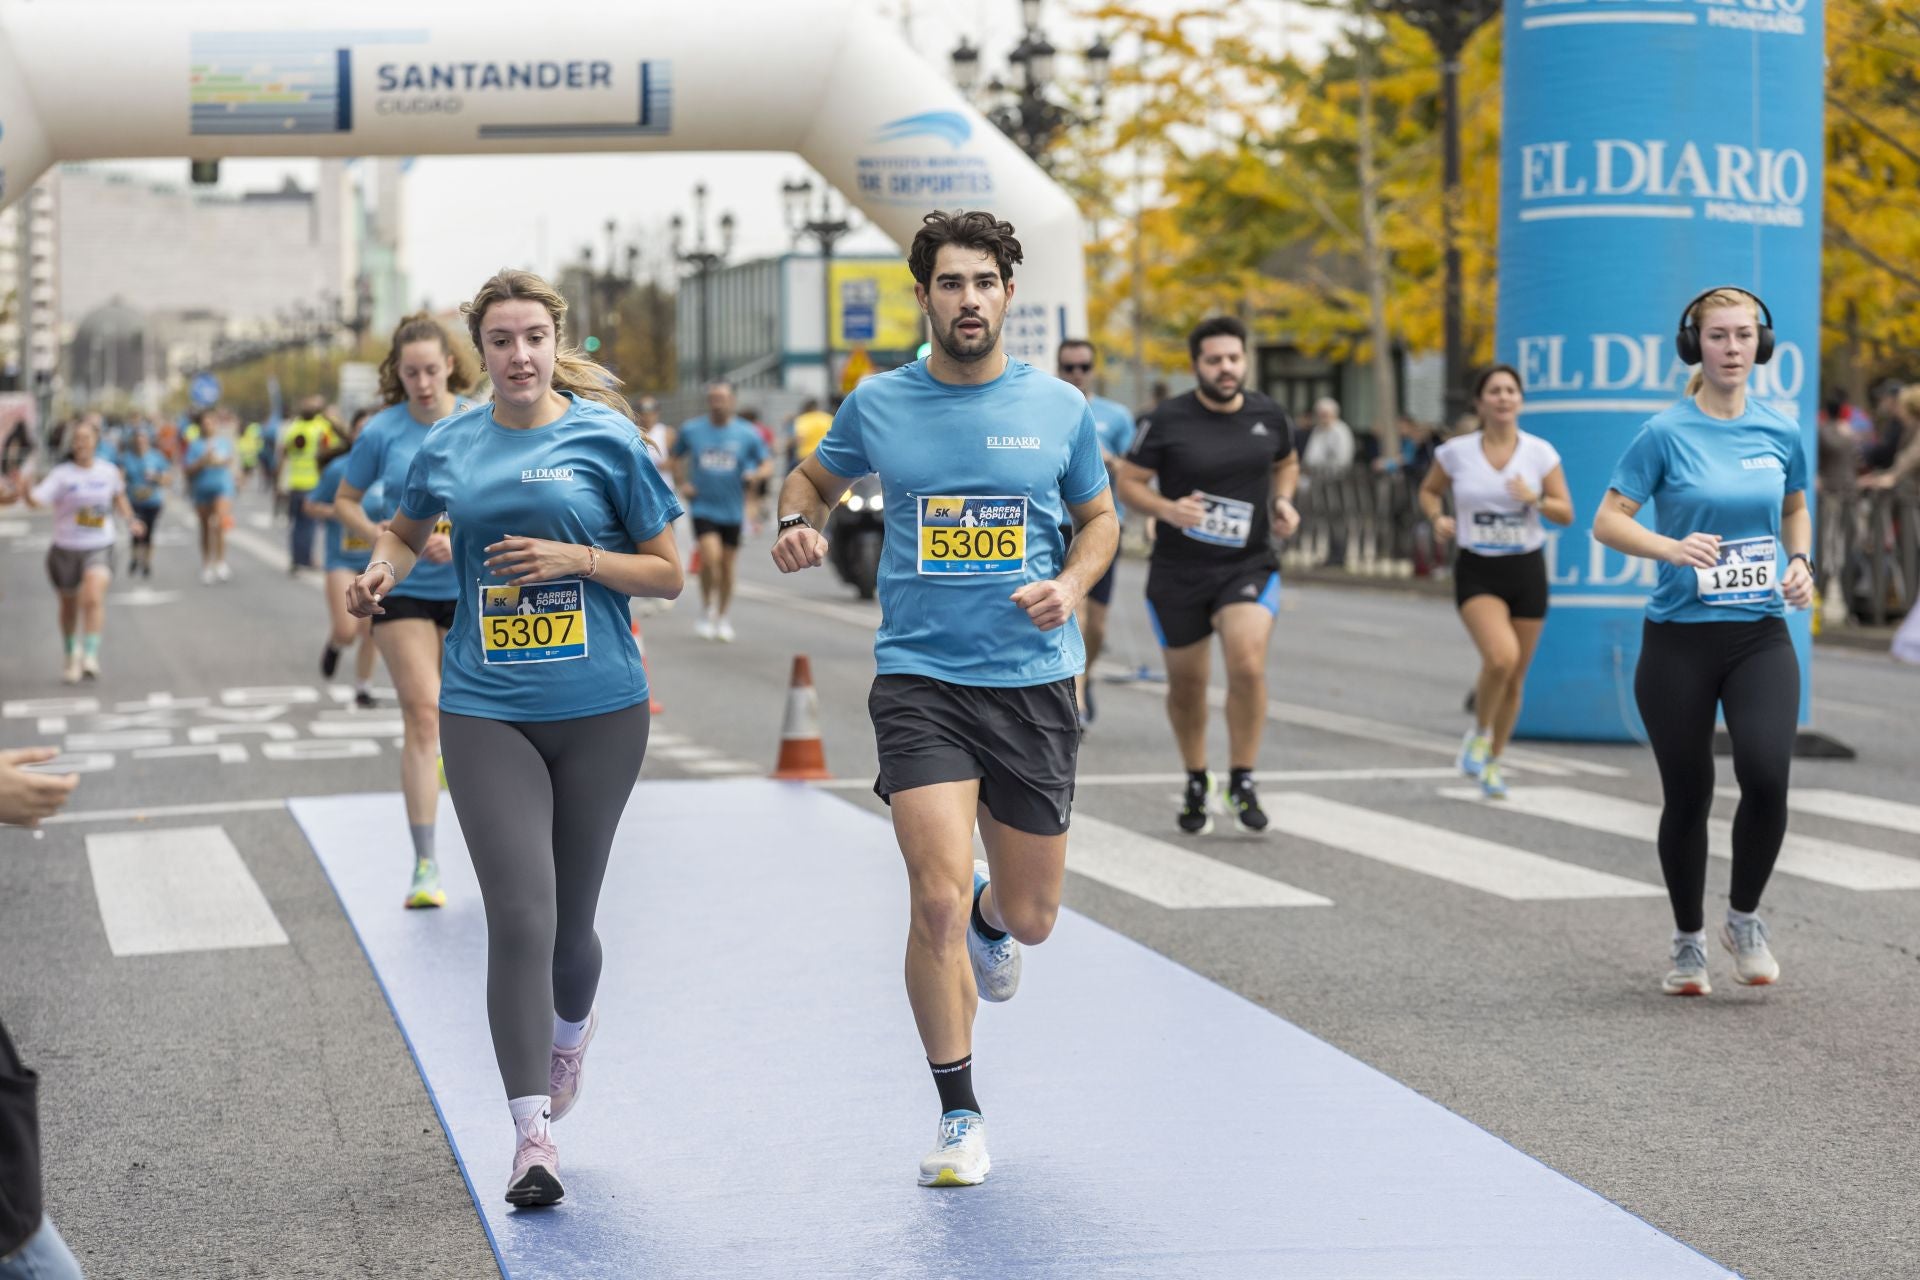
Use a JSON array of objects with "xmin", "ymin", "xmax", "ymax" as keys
[{"xmin": 829, "ymin": 260, "xmax": 923, "ymax": 352}]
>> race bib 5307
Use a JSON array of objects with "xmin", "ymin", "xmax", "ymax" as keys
[
  {"xmin": 479, "ymin": 580, "xmax": 589, "ymax": 664},
  {"xmin": 917, "ymin": 495, "xmax": 1027, "ymax": 575},
  {"xmin": 1695, "ymin": 535, "xmax": 1777, "ymax": 606},
  {"xmin": 74, "ymin": 506, "xmax": 108, "ymax": 529}
]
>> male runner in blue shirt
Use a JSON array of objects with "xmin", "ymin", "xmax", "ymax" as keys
[{"xmin": 773, "ymin": 210, "xmax": 1118, "ymax": 1188}]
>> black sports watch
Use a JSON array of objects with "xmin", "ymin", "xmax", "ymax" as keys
[
  {"xmin": 778, "ymin": 514, "xmax": 812, "ymax": 534},
  {"xmin": 1788, "ymin": 552, "xmax": 1814, "ymax": 576}
]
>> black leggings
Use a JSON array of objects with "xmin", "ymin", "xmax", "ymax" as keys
[
  {"xmin": 131, "ymin": 503, "xmax": 162, "ymax": 548},
  {"xmin": 440, "ymin": 703, "xmax": 649, "ymax": 1099},
  {"xmin": 1633, "ymin": 618, "xmax": 1797, "ymax": 933}
]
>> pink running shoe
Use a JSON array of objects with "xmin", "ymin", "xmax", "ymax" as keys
[
  {"xmin": 505, "ymin": 1113, "xmax": 563, "ymax": 1208},
  {"xmin": 549, "ymin": 1008, "xmax": 599, "ymax": 1123}
]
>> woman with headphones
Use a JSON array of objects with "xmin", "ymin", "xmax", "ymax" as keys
[{"xmin": 1594, "ymin": 286, "xmax": 1813, "ymax": 997}]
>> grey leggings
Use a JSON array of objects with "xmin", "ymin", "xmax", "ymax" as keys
[{"xmin": 440, "ymin": 703, "xmax": 649, "ymax": 1100}]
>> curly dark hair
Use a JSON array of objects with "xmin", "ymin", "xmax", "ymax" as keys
[{"xmin": 907, "ymin": 210, "xmax": 1023, "ymax": 287}]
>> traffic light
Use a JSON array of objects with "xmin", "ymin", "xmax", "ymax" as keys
[{"xmin": 583, "ymin": 336, "xmax": 603, "ymax": 354}]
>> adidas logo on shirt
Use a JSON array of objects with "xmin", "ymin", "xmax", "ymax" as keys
[{"xmin": 1251, "ymin": 422, "xmax": 1270, "ymax": 436}]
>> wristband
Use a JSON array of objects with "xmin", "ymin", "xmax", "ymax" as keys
[
  {"xmin": 583, "ymin": 545, "xmax": 603, "ymax": 579},
  {"xmin": 1788, "ymin": 552, "xmax": 1814, "ymax": 575},
  {"xmin": 778, "ymin": 514, "xmax": 812, "ymax": 534},
  {"xmin": 366, "ymin": 559, "xmax": 396, "ymax": 585}
]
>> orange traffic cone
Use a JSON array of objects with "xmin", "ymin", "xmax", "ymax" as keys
[
  {"xmin": 771, "ymin": 655, "xmax": 832, "ymax": 781},
  {"xmin": 632, "ymin": 619, "xmax": 663, "ymax": 715}
]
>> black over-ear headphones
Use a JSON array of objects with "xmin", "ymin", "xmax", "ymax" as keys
[{"xmin": 1675, "ymin": 286, "xmax": 1775, "ymax": 366}]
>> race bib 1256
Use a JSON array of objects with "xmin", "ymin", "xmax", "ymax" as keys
[{"xmin": 1695, "ymin": 535, "xmax": 1777, "ymax": 606}]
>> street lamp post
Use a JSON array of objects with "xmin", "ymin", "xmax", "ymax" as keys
[
  {"xmin": 782, "ymin": 177, "xmax": 857, "ymax": 395},
  {"xmin": 671, "ymin": 183, "xmax": 735, "ymax": 387},
  {"xmin": 950, "ymin": 1, "xmax": 1111, "ymax": 170},
  {"xmin": 1376, "ymin": 0, "xmax": 1500, "ymax": 427}
]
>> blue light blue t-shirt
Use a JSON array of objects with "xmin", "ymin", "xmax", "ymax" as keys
[
  {"xmin": 345, "ymin": 403, "xmax": 458, "ymax": 601},
  {"xmin": 814, "ymin": 358, "xmax": 1109, "ymax": 687},
  {"xmin": 184, "ymin": 436, "xmax": 236, "ymax": 501},
  {"xmin": 1608, "ymin": 398, "xmax": 1809, "ymax": 625},
  {"xmin": 120, "ymin": 449, "xmax": 169, "ymax": 508},
  {"xmin": 671, "ymin": 416, "xmax": 768, "ymax": 526},
  {"xmin": 312, "ymin": 455, "xmax": 385, "ymax": 573},
  {"xmin": 398, "ymin": 393, "xmax": 684, "ymax": 723},
  {"xmin": 1088, "ymin": 394, "xmax": 1137, "ymax": 520}
]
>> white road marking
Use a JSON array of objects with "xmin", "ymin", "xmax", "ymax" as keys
[
  {"xmin": 4, "ymin": 697, "xmax": 99, "ymax": 719},
  {"xmin": 1066, "ymin": 813, "xmax": 1330, "ymax": 909},
  {"xmin": 649, "ymin": 732, "xmax": 689, "ymax": 747},
  {"xmin": 654, "ymin": 744, "xmax": 722, "ymax": 760},
  {"xmin": 680, "ymin": 759, "xmax": 762, "ymax": 775},
  {"xmin": 85, "ymin": 825, "xmax": 289, "ymax": 956},
  {"xmin": 90, "ymin": 710, "xmax": 178, "ymax": 731},
  {"xmin": 41, "ymin": 797, "xmax": 287, "ymax": 826},
  {"xmin": 34, "ymin": 718, "xmax": 69, "ymax": 735},
  {"xmin": 262, "ymin": 739, "xmax": 381, "ymax": 761},
  {"xmin": 324, "ymin": 686, "xmax": 396, "ymax": 705},
  {"xmin": 1445, "ymin": 787, "xmax": 1920, "ymax": 892},
  {"xmin": 64, "ymin": 730, "xmax": 173, "ymax": 752},
  {"xmin": 221, "ymin": 686, "xmax": 321, "ymax": 706},
  {"xmin": 110, "ymin": 588, "xmax": 181, "ymax": 606},
  {"xmin": 1278, "ymin": 793, "xmax": 1664, "ymax": 900},
  {"xmin": 309, "ymin": 719, "xmax": 405, "ymax": 738},
  {"xmin": 17, "ymin": 752, "xmax": 115, "ymax": 775},
  {"xmin": 1714, "ymin": 786, "xmax": 1920, "ymax": 838},
  {"xmin": 133, "ymin": 744, "xmax": 249, "ymax": 765},
  {"xmin": 189, "ymin": 723, "xmax": 298, "ymax": 744},
  {"xmin": 200, "ymin": 705, "xmax": 293, "ymax": 724},
  {"xmin": 0, "ymin": 518, "xmax": 28, "ymax": 537},
  {"xmin": 115, "ymin": 693, "xmax": 210, "ymax": 712},
  {"xmin": 803, "ymin": 767, "xmax": 1468, "ymax": 792}
]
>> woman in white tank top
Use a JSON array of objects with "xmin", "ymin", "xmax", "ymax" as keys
[{"xmin": 1418, "ymin": 365, "xmax": 1574, "ymax": 797}]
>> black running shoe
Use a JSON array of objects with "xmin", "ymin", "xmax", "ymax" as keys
[
  {"xmin": 1226, "ymin": 774, "xmax": 1270, "ymax": 834},
  {"xmin": 320, "ymin": 645, "xmax": 340, "ymax": 679},
  {"xmin": 1177, "ymin": 772, "xmax": 1215, "ymax": 835},
  {"xmin": 353, "ymin": 688, "xmax": 377, "ymax": 709}
]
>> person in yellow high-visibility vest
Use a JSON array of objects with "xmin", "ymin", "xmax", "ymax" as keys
[
  {"xmin": 279, "ymin": 396, "xmax": 338, "ymax": 573},
  {"xmin": 236, "ymin": 420, "xmax": 263, "ymax": 476}
]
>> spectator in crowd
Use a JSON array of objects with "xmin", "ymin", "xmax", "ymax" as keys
[
  {"xmin": 1861, "ymin": 385, "xmax": 1920, "ymax": 491},
  {"xmin": 1302, "ymin": 397, "xmax": 1357, "ymax": 567}
]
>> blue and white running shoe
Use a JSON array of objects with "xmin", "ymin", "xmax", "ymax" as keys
[
  {"xmin": 918, "ymin": 1111, "xmax": 991, "ymax": 1187},
  {"xmin": 967, "ymin": 860, "xmax": 1022, "ymax": 1003}
]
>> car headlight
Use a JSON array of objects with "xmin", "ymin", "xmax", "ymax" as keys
[
  {"xmin": 870, "ymin": 494, "xmax": 883, "ymax": 511},
  {"xmin": 847, "ymin": 495, "xmax": 866, "ymax": 512}
]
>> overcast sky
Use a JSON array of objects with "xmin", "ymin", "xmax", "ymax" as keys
[{"xmin": 92, "ymin": 0, "xmax": 1340, "ymax": 310}]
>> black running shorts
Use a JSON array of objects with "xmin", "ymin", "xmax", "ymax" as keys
[
  {"xmin": 1144, "ymin": 559, "xmax": 1281, "ymax": 649},
  {"xmin": 869, "ymin": 674, "xmax": 1080, "ymax": 837},
  {"xmin": 1453, "ymin": 548, "xmax": 1548, "ymax": 620},
  {"xmin": 692, "ymin": 518, "xmax": 742, "ymax": 549},
  {"xmin": 373, "ymin": 594, "xmax": 458, "ymax": 629}
]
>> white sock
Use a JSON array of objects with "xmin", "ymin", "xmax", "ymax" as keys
[
  {"xmin": 553, "ymin": 1012, "xmax": 591, "ymax": 1050},
  {"xmin": 509, "ymin": 1094, "xmax": 552, "ymax": 1137},
  {"xmin": 1673, "ymin": 929, "xmax": 1706, "ymax": 948},
  {"xmin": 1475, "ymin": 725, "xmax": 1491, "ymax": 739},
  {"xmin": 1727, "ymin": 908, "xmax": 1759, "ymax": 927},
  {"xmin": 354, "ymin": 678, "xmax": 370, "ymax": 694}
]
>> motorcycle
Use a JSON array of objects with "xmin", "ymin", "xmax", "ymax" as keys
[{"xmin": 827, "ymin": 472, "xmax": 885, "ymax": 600}]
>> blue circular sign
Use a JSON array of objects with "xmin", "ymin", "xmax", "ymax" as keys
[{"xmin": 190, "ymin": 373, "xmax": 222, "ymax": 408}]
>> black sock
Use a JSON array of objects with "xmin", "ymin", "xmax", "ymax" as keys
[
  {"xmin": 929, "ymin": 1054, "xmax": 980, "ymax": 1115},
  {"xmin": 1229, "ymin": 767, "xmax": 1255, "ymax": 792},
  {"xmin": 970, "ymin": 884, "xmax": 1007, "ymax": 943},
  {"xmin": 1186, "ymin": 768, "xmax": 1210, "ymax": 796}
]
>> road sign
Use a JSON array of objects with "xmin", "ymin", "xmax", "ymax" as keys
[
  {"xmin": 190, "ymin": 373, "xmax": 221, "ymax": 408},
  {"xmin": 839, "ymin": 277, "xmax": 878, "ymax": 343}
]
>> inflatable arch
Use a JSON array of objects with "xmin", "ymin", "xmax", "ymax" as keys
[{"xmin": 0, "ymin": 0, "xmax": 1088, "ymax": 362}]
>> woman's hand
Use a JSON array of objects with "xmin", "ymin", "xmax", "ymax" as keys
[
  {"xmin": 484, "ymin": 536, "xmax": 590, "ymax": 587},
  {"xmin": 346, "ymin": 563, "xmax": 393, "ymax": 617},
  {"xmin": 420, "ymin": 531, "xmax": 453, "ymax": 564},
  {"xmin": 1433, "ymin": 514, "xmax": 1456, "ymax": 544},
  {"xmin": 1505, "ymin": 475, "xmax": 1539, "ymax": 506},
  {"xmin": 1664, "ymin": 532, "xmax": 1721, "ymax": 569},
  {"xmin": 1781, "ymin": 558, "xmax": 1814, "ymax": 609}
]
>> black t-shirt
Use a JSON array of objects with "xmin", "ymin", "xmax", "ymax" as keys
[
  {"xmin": 1126, "ymin": 389, "xmax": 1295, "ymax": 567},
  {"xmin": 0, "ymin": 1017, "xmax": 43, "ymax": 1256}
]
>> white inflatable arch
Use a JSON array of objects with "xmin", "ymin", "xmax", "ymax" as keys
[{"xmin": 0, "ymin": 0, "xmax": 1087, "ymax": 360}]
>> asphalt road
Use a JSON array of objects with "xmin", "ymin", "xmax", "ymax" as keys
[{"xmin": 1, "ymin": 492, "xmax": 1915, "ymax": 1279}]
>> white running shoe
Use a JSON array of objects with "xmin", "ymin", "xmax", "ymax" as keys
[
  {"xmin": 716, "ymin": 617, "xmax": 736, "ymax": 643},
  {"xmin": 695, "ymin": 615, "xmax": 717, "ymax": 641},
  {"xmin": 917, "ymin": 1111, "xmax": 990, "ymax": 1187},
  {"xmin": 80, "ymin": 654, "xmax": 100, "ymax": 681},
  {"xmin": 61, "ymin": 652, "xmax": 83, "ymax": 685},
  {"xmin": 200, "ymin": 566, "xmax": 216, "ymax": 586},
  {"xmin": 966, "ymin": 860, "xmax": 1022, "ymax": 1003},
  {"xmin": 215, "ymin": 561, "xmax": 232, "ymax": 582},
  {"xmin": 548, "ymin": 1008, "xmax": 598, "ymax": 1122},
  {"xmin": 1457, "ymin": 729, "xmax": 1490, "ymax": 778},
  {"xmin": 1662, "ymin": 937, "xmax": 1712, "ymax": 997},
  {"xmin": 1720, "ymin": 917, "xmax": 1780, "ymax": 986}
]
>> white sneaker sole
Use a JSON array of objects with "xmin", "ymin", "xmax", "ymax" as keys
[
  {"xmin": 1720, "ymin": 925, "xmax": 1779, "ymax": 986},
  {"xmin": 1662, "ymin": 973, "xmax": 1712, "ymax": 997},
  {"xmin": 918, "ymin": 1156, "xmax": 990, "ymax": 1187}
]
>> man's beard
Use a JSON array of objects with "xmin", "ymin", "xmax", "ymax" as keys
[
  {"xmin": 1196, "ymin": 372, "xmax": 1241, "ymax": 404},
  {"xmin": 934, "ymin": 313, "xmax": 999, "ymax": 364}
]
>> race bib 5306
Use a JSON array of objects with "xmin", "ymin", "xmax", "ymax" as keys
[
  {"xmin": 479, "ymin": 580, "xmax": 589, "ymax": 664},
  {"xmin": 917, "ymin": 495, "xmax": 1027, "ymax": 575},
  {"xmin": 1695, "ymin": 535, "xmax": 1777, "ymax": 606}
]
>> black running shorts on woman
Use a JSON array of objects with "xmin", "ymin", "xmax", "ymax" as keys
[
  {"xmin": 869, "ymin": 675, "xmax": 1079, "ymax": 836},
  {"xmin": 1453, "ymin": 547, "xmax": 1549, "ymax": 619}
]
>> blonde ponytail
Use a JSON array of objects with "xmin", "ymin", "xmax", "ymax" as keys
[{"xmin": 462, "ymin": 268, "xmax": 643, "ymax": 438}]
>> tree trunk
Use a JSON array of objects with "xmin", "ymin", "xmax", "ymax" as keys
[{"xmin": 1355, "ymin": 11, "xmax": 1401, "ymax": 460}]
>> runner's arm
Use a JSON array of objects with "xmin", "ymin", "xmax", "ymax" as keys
[
  {"xmin": 1057, "ymin": 489, "xmax": 1119, "ymax": 601},
  {"xmin": 1593, "ymin": 489, "xmax": 1717, "ymax": 568},
  {"xmin": 1535, "ymin": 465, "xmax": 1575, "ymax": 527},
  {"xmin": 1114, "ymin": 460, "xmax": 1176, "ymax": 522},
  {"xmin": 777, "ymin": 455, "xmax": 855, "ymax": 531},
  {"xmin": 332, "ymin": 482, "xmax": 381, "ymax": 544}
]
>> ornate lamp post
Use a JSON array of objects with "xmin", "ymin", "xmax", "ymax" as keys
[
  {"xmin": 671, "ymin": 183, "xmax": 735, "ymax": 386},
  {"xmin": 782, "ymin": 177, "xmax": 858, "ymax": 393},
  {"xmin": 950, "ymin": 1, "xmax": 1111, "ymax": 170}
]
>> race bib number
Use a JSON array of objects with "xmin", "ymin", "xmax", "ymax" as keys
[
  {"xmin": 1183, "ymin": 493, "xmax": 1254, "ymax": 548},
  {"xmin": 699, "ymin": 448, "xmax": 740, "ymax": 474},
  {"xmin": 1469, "ymin": 511, "xmax": 1528, "ymax": 554},
  {"xmin": 918, "ymin": 495, "xmax": 1027, "ymax": 575},
  {"xmin": 75, "ymin": 506, "xmax": 107, "ymax": 529},
  {"xmin": 342, "ymin": 532, "xmax": 371, "ymax": 552},
  {"xmin": 479, "ymin": 580, "xmax": 589, "ymax": 664},
  {"xmin": 1695, "ymin": 536, "xmax": 1777, "ymax": 606}
]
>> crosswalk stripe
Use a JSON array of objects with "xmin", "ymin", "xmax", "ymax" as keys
[
  {"xmin": 680, "ymin": 759, "xmax": 761, "ymax": 775},
  {"xmin": 86, "ymin": 825, "xmax": 289, "ymax": 956},
  {"xmin": 1275, "ymin": 793, "xmax": 1664, "ymax": 901},
  {"xmin": 1446, "ymin": 787, "xmax": 1920, "ymax": 892},
  {"xmin": 1718, "ymin": 786, "xmax": 1920, "ymax": 838},
  {"xmin": 1067, "ymin": 813, "xmax": 1330, "ymax": 909}
]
